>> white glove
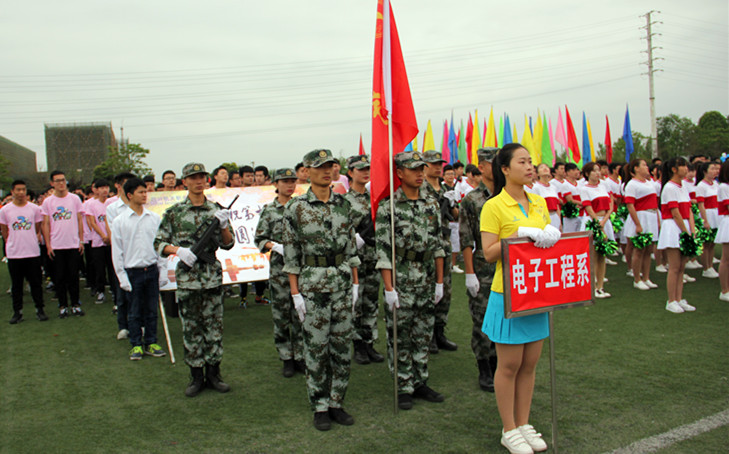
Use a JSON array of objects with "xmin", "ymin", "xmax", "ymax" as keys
[
  {"xmin": 351, "ymin": 284, "xmax": 359, "ymax": 313},
  {"xmin": 434, "ymin": 283, "xmax": 444, "ymax": 304},
  {"xmin": 214, "ymin": 209, "xmax": 230, "ymax": 229},
  {"xmin": 465, "ymin": 273, "xmax": 480, "ymax": 298},
  {"xmin": 292, "ymin": 293, "xmax": 306, "ymax": 322},
  {"xmin": 517, "ymin": 226, "xmax": 543, "ymax": 242},
  {"xmin": 158, "ymin": 275, "xmax": 169, "ymax": 289},
  {"xmin": 385, "ymin": 289, "xmax": 400, "ymax": 311},
  {"xmin": 535, "ymin": 224, "xmax": 561, "ymax": 248},
  {"xmin": 271, "ymin": 242, "xmax": 284, "ymax": 256},
  {"xmin": 176, "ymin": 247, "xmax": 197, "ymax": 267},
  {"xmin": 355, "ymin": 233, "xmax": 365, "ymax": 250},
  {"xmin": 443, "ymin": 190, "xmax": 458, "ymax": 205},
  {"xmin": 119, "ymin": 276, "xmax": 132, "ymax": 292}
]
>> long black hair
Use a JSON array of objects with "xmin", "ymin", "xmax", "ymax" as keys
[
  {"xmin": 695, "ymin": 161, "xmax": 718, "ymax": 184},
  {"xmin": 661, "ymin": 156, "xmax": 688, "ymax": 188},
  {"xmin": 489, "ymin": 143, "xmax": 526, "ymax": 199},
  {"xmin": 623, "ymin": 158, "xmax": 646, "ymax": 187}
]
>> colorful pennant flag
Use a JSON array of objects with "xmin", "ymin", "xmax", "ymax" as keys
[
  {"xmin": 359, "ymin": 134, "xmax": 366, "ymax": 155},
  {"xmin": 485, "ymin": 108, "xmax": 497, "ymax": 148},
  {"xmin": 423, "ymin": 120, "xmax": 435, "ymax": 151},
  {"xmin": 522, "ymin": 115, "xmax": 539, "ymax": 164},
  {"xmin": 503, "ymin": 115, "xmax": 513, "ymax": 145},
  {"xmin": 448, "ymin": 113, "xmax": 458, "ymax": 164},
  {"xmin": 555, "ymin": 108, "xmax": 568, "ymax": 153},
  {"xmin": 471, "ymin": 110, "xmax": 481, "ymax": 163},
  {"xmin": 565, "ymin": 106, "xmax": 581, "ymax": 166},
  {"xmin": 582, "ymin": 112, "xmax": 592, "ymax": 166},
  {"xmin": 623, "ymin": 105, "xmax": 634, "ymax": 161},
  {"xmin": 605, "ymin": 115, "xmax": 613, "ymax": 163},
  {"xmin": 541, "ymin": 113, "xmax": 553, "ymax": 166}
]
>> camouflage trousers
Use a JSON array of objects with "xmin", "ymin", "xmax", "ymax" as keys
[
  {"xmin": 434, "ymin": 243, "xmax": 452, "ymax": 327},
  {"xmin": 468, "ymin": 277, "xmax": 496, "ymax": 361},
  {"xmin": 301, "ymin": 289, "xmax": 353, "ymax": 412},
  {"xmin": 386, "ymin": 283, "xmax": 435, "ymax": 394},
  {"xmin": 353, "ymin": 258, "xmax": 380, "ymax": 343},
  {"xmin": 177, "ymin": 287, "xmax": 224, "ymax": 368},
  {"xmin": 269, "ymin": 266, "xmax": 303, "ymax": 362}
]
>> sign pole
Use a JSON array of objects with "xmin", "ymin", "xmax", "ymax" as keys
[{"xmin": 549, "ymin": 311, "xmax": 558, "ymax": 453}]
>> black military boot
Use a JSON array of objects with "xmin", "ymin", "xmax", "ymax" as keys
[
  {"xmin": 429, "ymin": 335, "xmax": 439, "ymax": 354},
  {"xmin": 365, "ymin": 342, "xmax": 384, "ymax": 363},
  {"xmin": 435, "ymin": 325, "xmax": 458, "ymax": 351},
  {"xmin": 205, "ymin": 363, "xmax": 231, "ymax": 393},
  {"xmin": 353, "ymin": 340, "xmax": 370, "ymax": 365},
  {"xmin": 185, "ymin": 367, "xmax": 205, "ymax": 397},
  {"xmin": 282, "ymin": 359, "xmax": 295, "ymax": 378},
  {"xmin": 477, "ymin": 359, "xmax": 495, "ymax": 392}
]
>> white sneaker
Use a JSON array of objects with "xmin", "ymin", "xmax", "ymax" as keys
[
  {"xmin": 701, "ymin": 268, "xmax": 719, "ymax": 278},
  {"xmin": 644, "ymin": 280, "xmax": 658, "ymax": 289},
  {"xmin": 621, "ymin": 255, "xmax": 627, "ymax": 263},
  {"xmin": 655, "ymin": 264, "xmax": 668, "ymax": 273},
  {"xmin": 96, "ymin": 292, "xmax": 105, "ymax": 304},
  {"xmin": 719, "ymin": 292, "xmax": 729, "ymax": 302},
  {"xmin": 686, "ymin": 260, "xmax": 702, "ymax": 270},
  {"xmin": 713, "ymin": 257, "xmax": 721, "ymax": 264},
  {"xmin": 683, "ymin": 274, "xmax": 696, "ymax": 283},
  {"xmin": 595, "ymin": 288, "xmax": 611, "ymax": 299},
  {"xmin": 678, "ymin": 299, "xmax": 696, "ymax": 312},
  {"xmin": 605, "ymin": 258, "xmax": 618, "ymax": 265},
  {"xmin": 501, "ymin": 428, "xmax": 533, "ymax": 454},
  {"xmin": 633, "ymin": 281, "xmax": 650, "ymax": 290},
  {"xmin": 626, "ymin": 269, "xmax": 634, "ymax": 277},
  {"xmin": 518, "ymin": 424, "xmax": 548, "ymax": 452},
  {"xmin": 117, "ymin": 329, "xmax": 129, "ymax": 340},
  {"xmin": 665, "ymin": 301, "xmax": 684, "ymax": 313},
  {"xmin": 452, "ymin": 265, "xmax": 464, "ymax": 274}
]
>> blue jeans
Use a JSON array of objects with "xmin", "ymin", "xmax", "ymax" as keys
[{"xmin": 125, "ymin": 266, "xmax": 160, "ymax": 347}]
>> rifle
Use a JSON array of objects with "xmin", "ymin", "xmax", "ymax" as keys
[
  {"xmin": 358, "ymin": 216, "xmax": 376, "ymax": 247},
  {"xmin": 179, "ymin": 195, "xmax": 239, "ymax": 271}
]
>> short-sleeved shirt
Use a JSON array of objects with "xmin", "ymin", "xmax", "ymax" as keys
[
  {"xmin": 695, "ymin": 180, "xmax": 719, "ymax": 209},
  {"xmin": 623, "ymin": 178, "xmax": 658, "ymax": 211},
  {"xmin": 660, "ymin": 181, "xmax": 691, "ymax": 220},
  {"xmin": 85, "ymin": 198, "xmax": 110, "ymax": 247},
  {"xmin": 532, "ymin": 181, "xmax": 560, "ymax": 211},
  {"xmin": 41, "ymin": 193, "xmax": 83, "ymax": 250},
  {"xmin": 718, "ymin": 183, "xmax": 729, "ymax": 216},
  {"xmin": 480, "ymin": 190, "xmax": 550, "ymax": 293},
  {"xmin": 81, "ymin": 199, "xmax": 94, "ymax": 244},
  {"xmin": 0, "ymin": 202, "xmax": 43, "ymax": 259},
  {"xmin": 580, "ymin": 184, "xmax": 612, "ymax": 213}
]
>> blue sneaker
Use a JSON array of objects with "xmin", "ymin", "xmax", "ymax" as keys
[
  {"xmin": 129, "ymin": 346, "xmax": 143, "ymax": 361},
  {"xmin": 144, "ymin": 344, "xmax": 166, "ymax": 357}
]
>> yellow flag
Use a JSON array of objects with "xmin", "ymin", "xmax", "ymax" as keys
[
  {"xmin": 471, "ymin": 110, "xmax": 481, "ymax": 163},
  {"xmin": 587, "ymin": 118, "xmax": 596, "ymax": 161},
  {"xmin": 412, "ymin": 135, "xmax": 418, "ymax": 152},
  {"xmin": 521, "ymin": 115, "xmax": 540, "ymax": 164},
  {"xmin": 533, "ymin": 113, "xmax": 543, "ymax": 158},
  {"xmin": 423, "ymin": 120, "xmax": 435, "ymax": 151},
  {"xmin": 485, "ymin": 108, "xmax": 497, "ymax": 147}
]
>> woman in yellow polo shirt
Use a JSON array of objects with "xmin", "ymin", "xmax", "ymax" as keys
[{"xmin": 480, "ymin": 143, "xmax": 560, "ymax": 454}]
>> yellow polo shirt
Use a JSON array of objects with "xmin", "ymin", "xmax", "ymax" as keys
[{"xmin": 480, "ymin": 190, "xmax": 550, "ymax": 293}]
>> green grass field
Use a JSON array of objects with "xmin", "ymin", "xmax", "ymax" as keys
[{"xmin": 1, "ymin": 258, "xmax": 727, "ymax": 453}]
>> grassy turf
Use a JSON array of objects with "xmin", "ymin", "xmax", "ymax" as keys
[{"xmin": 1, "ymin": 258, "xmax": 727, "ymax": 453}]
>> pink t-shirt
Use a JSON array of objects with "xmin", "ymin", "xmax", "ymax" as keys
[
  {"xmin": 41, "ymin": 193, "xmax": 83, "ymax": 250},
  {"xmin": 81, "ymin": 199, "xmax": 95, "ymax": 244},
  {"xmin": 0, "ymin": 202, "xmax": 43, "ymax": 259},
  {"xmin": 85, "ymin": 198, "xmax": 110, "ymax": 247}
]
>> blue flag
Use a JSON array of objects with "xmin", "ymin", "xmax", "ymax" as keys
[
  {"xmin": 582, "ymin": 112, "xmax": 591, "ymax": 166},
  {"xmin": 503, "ymin": 115, "xmax": 513, "ymax": 145},
  {"xmin": 448, "ymin": 113, "xmax": 458, "ymax": 164},
  {"xmin": 404, "ymin": 141, "xmax": 413, "ymax": 152},
  {"xmin": 623, "ymin": 105, "xmax": 634, "ymax": 161}
]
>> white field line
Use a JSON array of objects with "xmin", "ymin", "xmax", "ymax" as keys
[{"xmin": 608, "ymin": 409, "xmax": 729, "ymax": 454}]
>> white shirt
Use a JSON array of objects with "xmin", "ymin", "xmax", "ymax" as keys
[
  {"xmin": 106, "ymin": 198, "xmax": 130, "ymax": 226},
  {"xmin": 455, "ymin": 179, "xmax": 478, "ymax": 202},
  {"xmin": 111, "ymin": 206, "xmax": 163, "ymax": 287}
]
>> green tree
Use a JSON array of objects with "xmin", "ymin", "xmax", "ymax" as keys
[
  {"xmin": 93, "ymin": 143, "xmax": 152, "ymax": 181},
  {"xmin": 695, "ymin": 111, "xmax": 729, "ymax": 158},
  {"xmin": 0, "ymin": 153, "xmax": 11, "ymax": 193},
  {"xmin": 219, "ymin": 162, "xmax": 239, "ymax": 174},
  {"xmin": 657, "ymin": 114, "xmax": 698, "ymax": 158},
  {"xmin": 612, "ymin": 131, "xmax": 650, "ymax": 162}
]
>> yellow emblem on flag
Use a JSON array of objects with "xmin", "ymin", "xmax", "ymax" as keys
[{"xmin": 372, "ymin": 92, "xmax": 388, "ymax": 126}]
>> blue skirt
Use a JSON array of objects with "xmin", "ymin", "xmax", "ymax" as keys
[{"xmin": 482, "ymin": 292, "xmax": 550, "ymax": 344}]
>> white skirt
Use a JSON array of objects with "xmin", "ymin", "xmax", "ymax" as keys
[
  {"xmin": 580, "ymin": 215, "xmax": 615, "ymax": 241},
  {"xmin": 704, "ymin": 208, "xmax": 719, "ymax": 231},
  {"xmin": 449, "ymin": 222, "xmax": 460, "ymax": 251},
  {"xmin": 549, "ymin": 212, "xmax": 561, "ymax": 230},
  {"xmin": 624, "ymin": 210, "xmax": 660, "ymax": 239},
  {"xmin": 715, "ymin": 215, "xmax": 729, "ymax": 244},
  {"xmin": 657, "ymin": 219, "xmax": 690, "ymax": 250},
  {"xmin": 563, "ymin": 216, "xmax": 582, "ymax": 234}
]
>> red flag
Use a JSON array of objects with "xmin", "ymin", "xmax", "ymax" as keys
[
  {"xmin": 604, "ymin": 116, "xmax": 613, "ymax": 163},
  {"xmin": 465, "ymin": 113, "xmax": 473, "ymax": 163},
  {"xmin": 370, "ymin": 0, "xmax": 418, "ymax": 219},
  {"xmin": 359, "ymin": 134, "xmax": 366, "ymax": 155},
  {"xmin": 564, "ymin": 106, "xmax": 581, "ymax": 164}
]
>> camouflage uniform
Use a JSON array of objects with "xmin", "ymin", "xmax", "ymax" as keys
[
  {"xmin": 343, "ymin": 156, "xmax": 380, "ymax": 348},
  {"xmin": 283, "ymin": 150, "xmax": 361, "ymax": 413},
  {"xmin": 375, "ymin": 153, "xmax": 445, "ymax": 394},
  {"xmin": 254, "ymin": 170, "xmax": 303, "ymax": 364},
  {"xmin": 154, "ymin": 172, "xmax": 235, "ymax": 369},
  {"xmin": 459, "ymin": 181, "xmax": 497, "ymax": 362}
]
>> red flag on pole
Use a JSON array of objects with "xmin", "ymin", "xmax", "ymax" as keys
[
  {"xmin": 359, "ymin": 133, "xmax": 366, "ymax": 155},
  {"xmin": 465, "ymin": 113, "xmax": 473, "ymax": 163},
  {"xmin": 564, "ymin": 106, "xmax": 581, "ymax": 165},
  {"xmin": 370, "ymin": 0, "xmax": 418, "ymax": 219},
  {"xmin": 604, "ymin": 116, "xmax": 613, "ymax": 163}
]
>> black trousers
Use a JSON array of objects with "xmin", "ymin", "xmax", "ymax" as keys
[
  {"xmin": 7, "ymin": 256, "xmax": 44, "ymax": 313},
  {"xmin": 51, "ymin": 248, "xmax": 80, "ymax": 308},
  {"xmin": 240, "ymin": 281, "xmax": 266, "ymax": 298},
  {"xmin": 90, "ymin": 245, "xmax": 118, "ymax": 300}
]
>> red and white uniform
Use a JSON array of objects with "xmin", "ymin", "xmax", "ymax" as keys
[
  {"xmin": 715, "ymin": 182, "xmax": 729, "ymax": 244},
  {"xmin": 580, "ymin": 183, "xmax": 614, "ymax": 240},
  {"xmin": 683, "ymin": 178, "xmax": 696, "ymax": 200},
  {"xmin": 602, "ymin": 177, "xmax": 623, "ymax": 205},
  {"xmin": 532, "ymin": 181, "xmax": 561, "ymax": 228},
  {"xmin": 695, "ymin": 179, "xmax": 719, "ymax": 229},
  {"xmin": 455, "ymin": 179, "xmax": 478, "ymax": 202},
  {"xmin": 562, "ymin": 179, "xmax": 585, "ymax": 233},
  {"xmin": 549, "ymin": 178, "xmax": 566, "ymax": 202},
  {"xmin": 623, "ymin": 178, "xmax": 660, "ymax": 239},
  {"xmin": 657, "ymin": 181, "xmax": 692, "ymax": 250},
  {"xmin": 651, "ymin": 177, "xmax": 662, "ymax": 197}
]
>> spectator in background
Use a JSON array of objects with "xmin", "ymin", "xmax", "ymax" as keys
[
  {"xmin": 453, "ymin": 161, "xmax": 465, "ymax": 183},
  {"xmin": 254, "ymin": 166, "xmax": 269, "ymax": 186},
  {"xmin": 331, "ymin": 161, "xmax": 350, "ymax": 191},
  {"xmin": 240, "ymin": 166, "xmax": 255, "ymax": 187},
  {"xmin": 86, "ymin": 179, "xmax": 117, "ymax": 305},
  {"xmin": 144, "ymin": 175, "xmax": 156, "ymax": 192},
  {"xmin": 174, "ymin": 178, "xmax": 185, "ymax": 190},
  {"xmin": 456, "ymin": 164, "xmax": 482, "ymax": 201},
  {"xmin": 229, "ymin": 170, "xmax": 242, "ymax": 188},
  {"xmin": 295, "ymin": 162, "xmax": 309, "ymax": 185},
  {"xmin": 162, "ymin": 170, "xmax": 176, "ymax": 191},
  {"xmin": 211, "ymin": 166, "xmax": 229, "ymax": 189}
]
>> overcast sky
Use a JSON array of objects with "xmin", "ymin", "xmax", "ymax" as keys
[{"xmin": 1, "ymin": 0, "xmax": 727, "ymax": 177}]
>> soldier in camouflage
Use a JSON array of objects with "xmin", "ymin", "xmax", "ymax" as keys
[
  {"xmin": 344, "ymin": 154, "xmax": 384, "ymax": 365},
  {"xmin": 421, "ymin": 150, "xmax": 458, "ymax": 353},
  {"xmin": 375, "ymin": 151, "xmax": 446, "ymax": 411},
  {"xmin": 254, "ymin": 168, "xmax": 304, "ymax": 378},
  {"xmin": 459, "ymin": 147, "xmax": 498, "ymax": 392},
  {"xmin": 154, "ymin": 162, "xmax": 235, "ymax": 397},
  {"xmin": 282, "ymin": 149, "xmax": 361, "ymax": 431}
]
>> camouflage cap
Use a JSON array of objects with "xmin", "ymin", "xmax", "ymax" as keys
[
  {"xmin": 181, "ymin": 162, "xmax": 207, "ymax": 179},
  {"xmin": 347, "ymin": 154, "xmax": 370, "ymax": 170},
  {"xmin": 303, "ymin": 149, "xmax": 338, "ymax": 168},
  {"xmin": 477, "ymin": 147, "xmax": 499, "ymax": 164},
  {"xmin": 394, "ymin": 151, "xmax": 427, "ymax": 169},
  {"xmin": 272, "ymin": 167, "xmax": 297, "ymax": 182},
  {"xmin": 422, "ymin": 149, "xmax": 446, "ymax": 164}
]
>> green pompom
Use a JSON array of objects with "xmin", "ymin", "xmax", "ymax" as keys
[
  {"xmin": 696, "ymin": 224, "xmax": 717, "ymax": 244},
  {"xmin": 616, "ymin": 204, "xmax": 629, "ymax": 220},
  {"xmin": 679, "ymin": 231, "xmax": 703, "ymax": 257},
  {"xmin": 610, "ymin": 212, "xmax": 625, "ymax": 233},
  {"xmin": 630, "ymin": 232, "xmax": 653, "ymax": 249},
  {"xmin": 561, "ymin": 201, "xmax": 579, "ymax": 219},
  {"xmin": 586, "ymin": 218, "xmax": 617, "ymax": 256}
]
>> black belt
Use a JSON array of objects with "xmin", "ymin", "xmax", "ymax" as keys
[
  {"xmin": 304, "ymin": 254, "xmax": 345, "ymax": 267},
  {"xmin": 396, "ymin": 249, "xmax": 433, "ymax": 262},
  {"xmin": 126, "ymin": 265, "xmax": 156, "ymax": 272}
]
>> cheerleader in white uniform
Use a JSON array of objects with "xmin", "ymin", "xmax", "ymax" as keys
[
  {"xmin": 683, "ymin": 166, "xmax": 702, "ymax": 271},
  {"xmin": 623, "ymin": 159, "xmax": 660, "ymax": 290},
  {"xmin": 562, "ymin": 163, "xmax": 584, "ymax": 233},
  {"xmin": 580, "ymin": 162, "xmax": 614, "ymax": 298},
  {"xmin": 715, "ymin": 160, "xmax": 729, "ymax": 301},
  {"xmin": 694, "ymin": 161, "xmax": 721, "ymax": 277},
  {"xmin": 657, "ymin": 157, "xmax": 696, "ymax": 313},
  {"xmin": 533, "ymin": 163, "xmax": 562, "ymax": 229}
]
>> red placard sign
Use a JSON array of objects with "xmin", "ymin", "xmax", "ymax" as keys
[{"xmin": 502, "ymin": 232, "xmax": 596, "ymax": 318}]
